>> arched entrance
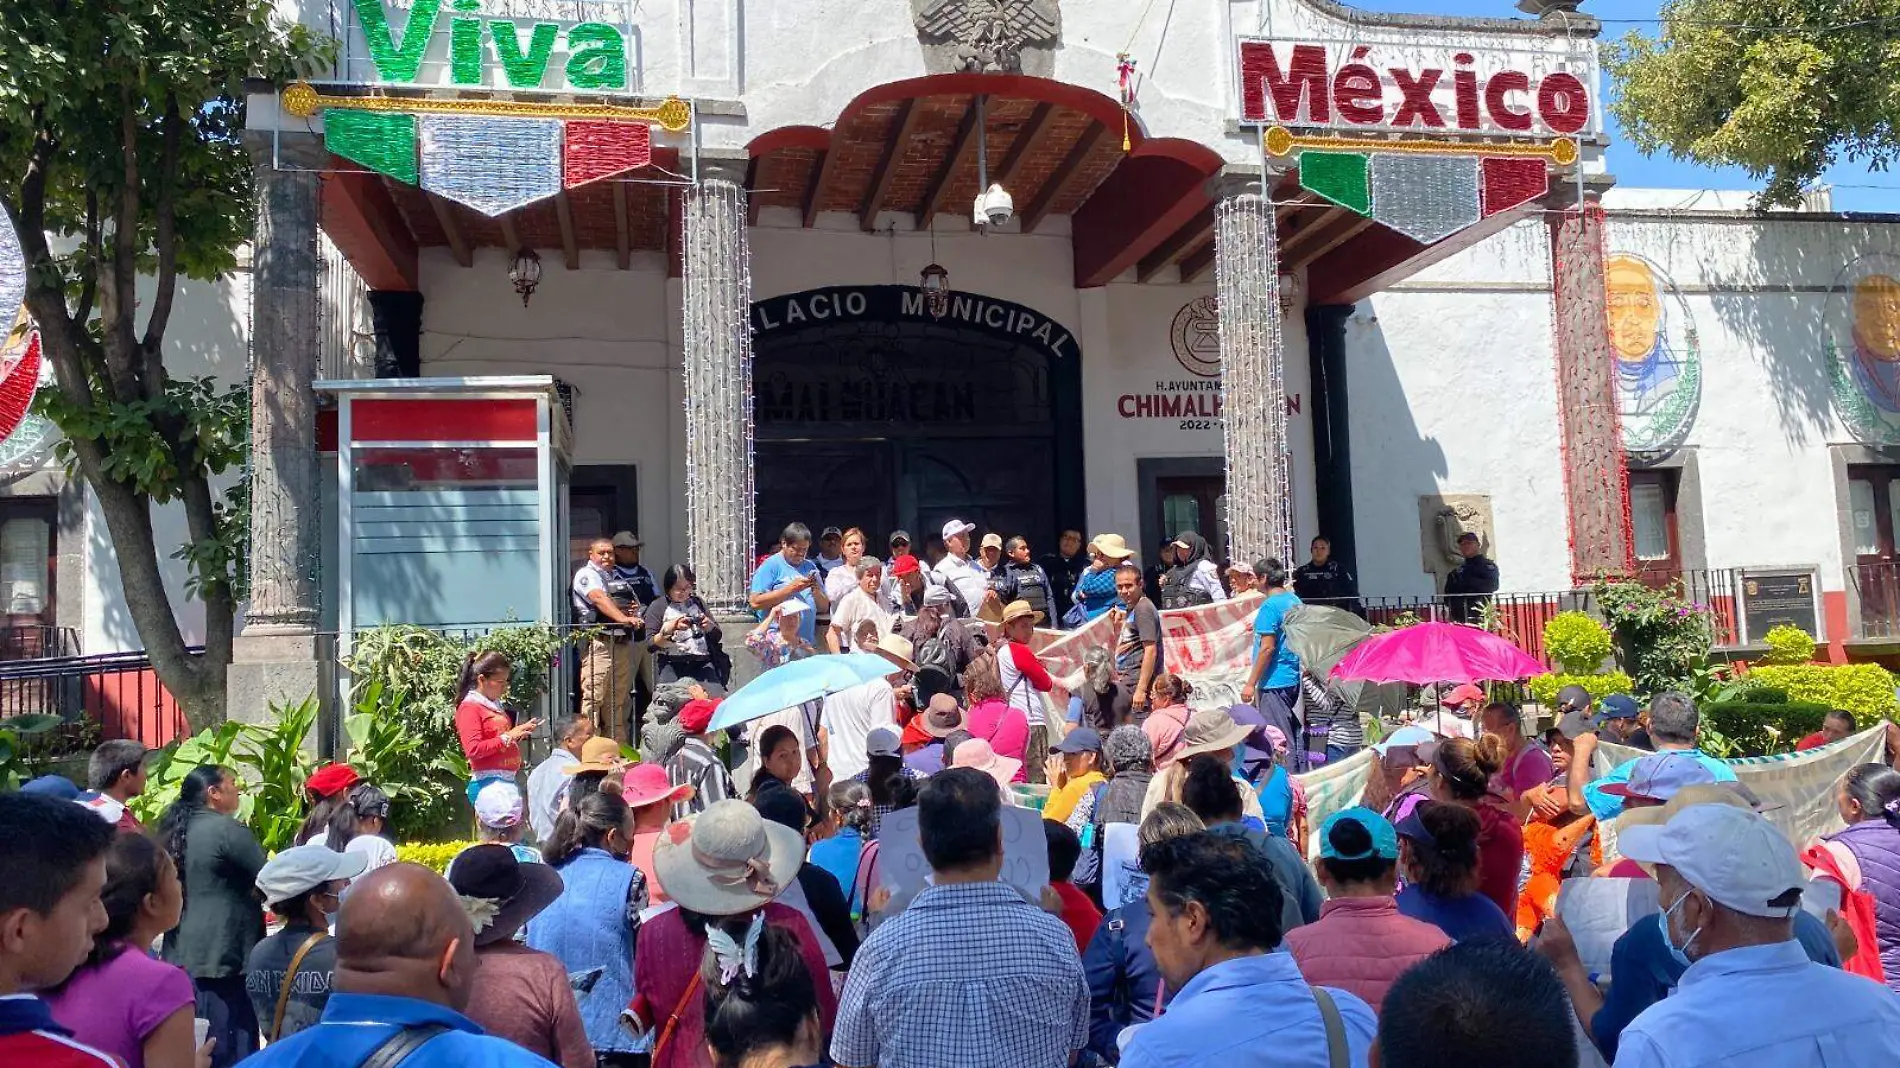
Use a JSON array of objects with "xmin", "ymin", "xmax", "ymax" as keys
[{"xmin": 750, "ymin": 285, "xmax": 1083, "ymax": 556}]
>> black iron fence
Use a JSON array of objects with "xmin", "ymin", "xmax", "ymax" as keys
[{"xmin": 0, "ymin": 647, "xmax": 192, "ymax": 748}]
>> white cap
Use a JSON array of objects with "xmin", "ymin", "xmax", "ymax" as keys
[
  {"xmin": 941, "ymin": 519, "xmax": 976, "ymax": 541},
  {"xmin": 1617, "ymin": 804, "xmax": 1804, "ymax": 918},
  {"xmin": 775, "ymin": 597, "xmax": 810, "ymax": 617},
  {"xmin": 256, "ymin": 844, "xmax": 370, "ymax": 906},
  {"xmin": 474, "ymin": 780, "xmax": 525, "ymax": 828}
]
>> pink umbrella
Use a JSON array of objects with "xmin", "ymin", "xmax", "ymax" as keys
[{"xmin": 1329, "ymin": 621, "xmax": 1546, "ymax": 685}]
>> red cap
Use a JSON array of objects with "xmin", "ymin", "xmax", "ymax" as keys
[
  {"xmin": 305, "ymin": 763, "xmax": 360, "ymax": 800},
  {"xmin": 679, "ymin": 697, "xmax": 720, "ymax": 734},
  {"xmin": 892, "ymin": 554, "xmax": 921, "ymax": 577}
]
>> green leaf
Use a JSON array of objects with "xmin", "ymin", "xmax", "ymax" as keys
[{"xmin": 3, "ymin": 714, "xmax": 65, "ymax": 735}]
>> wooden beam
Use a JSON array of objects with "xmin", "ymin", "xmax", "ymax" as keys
[
  {"xmin": 318, "ymin": 168, "xmax": 419, "ymax": 291},
  {"xmin": 1136, "ymin": 206, "xmax": 1215, "ymax": 283},
  {"xmin": 1020, "ymin": 122, "xmax": 1105, "ymax": 234},
  {"xmin": 860, "ymin": 99, "xmax": 922, "ymax": 231},
  {"xmin": 1178, "ymin": 240, "xmax": 1215, "ymax": 283},
  {"xmin": 802, "ymin": 149, "xmax": 834, "ymax": 228},
  {"xmin": 1071, "ymin": 154, "xmax": 1216, "ymax": 288},
  {"xmin": 612, "ymin": 181, "xmax": 632, "ymax": 270},
  {"xmin": 422, "ymin": 191, "xmax": 472, "ymax": 268},
  {"xmin": 994, "ymin": 102, "xmax": 1056, "ymax": 190},
  {"xmin": 554, "ymin": 191, "xmax": 580, "ymax": 270},
  {"xmin": 498, "ymin": 212, "xmax": 523, "ymax": 254},
  {"xmin": 915, "ymin": 96, "xmax": 983, "ymax": 228},
  {"xmin": 1276, "ymin": 205, "xmax": 1346, "ymax": 263},
  {"xmin": 744, "ymin": 155, "xmax": 762, "ymax": 226},
  {"xmin": 1284, "ymin": 215, "xmax": 1375, "ymax": 271}
]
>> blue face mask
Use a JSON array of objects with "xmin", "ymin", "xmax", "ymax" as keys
[{"xmin": 1658, "ymin": 890, "xmax": 1702, "ymax": 968}]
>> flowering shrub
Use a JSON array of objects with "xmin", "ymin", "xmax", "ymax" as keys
[
  {"xmin": 1760, "ymin": 625, "xmax": 1817, "ymax": 665},
  {"xmin": 1593, "ymin": 579, "xmax": 1714, "ymax": 695},
  {"xmin": 396, "ymin": 841, "xmax": 475, "ymax": 873},
  {"xmin": 1542, "ymin": 611, "xmax": 1614, "ymax": 674}
]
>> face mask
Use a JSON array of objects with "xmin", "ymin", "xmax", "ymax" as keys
[
  {"xmin": 324, "ymin": 910, "xmax": 340, "ymax": 930},
  {"xmin": 1658, "ymin": 890, "xmax": 1702, "ymax": 968}
]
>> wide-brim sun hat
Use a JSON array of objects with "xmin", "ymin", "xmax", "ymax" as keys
[
  {"xmin": 446, "ymin": 843, "xmax": 567, "ymax": 946},
  {"xmin": 653, "ymin": 799, "xmax": 807, "ymax": 916},
  {"xmin": 874, "ymin": 633, "xmax": 918, "ymax": 673},
  {"xmin": 1175, "ymin": 709, "xmax": 1253, "ymax": 760},
  {"xmin": 999, "ymin": 599, "xmax": 1045, "ymax": 626},
  {"xmin": 1088, "ymin": 533, "xmax": 1135, "ymax": 560},
  {"xmin": 950, "ymin": 737, "xmax": 1023, "ymax": 788},
  {"xmin": 921, "ymin": 694, "xmax": 965, "ymax": 738},
  {"xmin": 621, "ymin": 762, "xmax": 695, "ymax": 810},
  {"xmin": 570, "ymin": 735, "xmax": 626, "ymax": 774}
]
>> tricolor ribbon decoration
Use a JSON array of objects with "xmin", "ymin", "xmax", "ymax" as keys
[
  {"xmin": 284, "ymin": 82, "xmax": 689, "ymax": 217},
  {"xmin": 1266, "ymin": 126, "xmax": 1575, "ymax": 245}
]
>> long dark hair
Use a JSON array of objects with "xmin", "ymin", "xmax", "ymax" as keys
[
  {"xmin": 544, "ymin": 790, "xmax": 631, "ymax": 867},
  {"xmin": 700, "ymin": 919, "xmax": 818, "ymax": 1068},
  {"xmin": 325, "ymin": 783, "xmax": 391, "ymax": 852},
  {"xmin": 1843, "ymin": 763, "xmax": 1900, "ymax": 828},
  {"xmin": 1405, "ymin": 801, "xmax": 1484, "ymax": 897},
  {"xmin": 295, "ymin": 795, "xmax": 342, "ymax": 846},
  {"xmin": 62, "ymin": 833, "xmax": 170, "ymax": 976},
  {"xmin": 865, "ymin": 753, "xmax": 907, "ymax": 808},
  {"xmin": 160, "ymin": 765, "xmax": 229, "ymax": 873},
  {"xmin": 455, "ymin": 650, "xmax": 512, "ymax": 703}
]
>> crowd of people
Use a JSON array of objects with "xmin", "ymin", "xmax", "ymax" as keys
[{"xmin": 8, "ymin": 516, "xmax": 1900, "ymax": 1068}]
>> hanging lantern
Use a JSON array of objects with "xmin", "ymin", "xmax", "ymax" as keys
[
  {"xmin": 508, "ymin": 248, "xmax": 543, "ymax": 307},
  {"xmin": 919, "ymin": 262, "xmax": 951, "ymax": 319}
]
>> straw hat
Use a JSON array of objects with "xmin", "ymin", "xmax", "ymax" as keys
[
  {"xmin": 1088, "ymin": 533, "xmax": 1136, "ymax": 560},
  {"xmin": 1175, "ymin": 709, "xmax": 1254, "ymax": 761},
  {"xmin": 874, "ymin": 633, "xmax": 917, "ymax": 673},
  {"xmin": 999, "ymin": 599, "xmax": 1044, "ymax": 626},
  {"xmin": 652, "ymin": 800, "xmax": 807, "ymax": 916},
  {"xmin": 570, "ymin": 736, "xmax": 626, "ymax": 774}
]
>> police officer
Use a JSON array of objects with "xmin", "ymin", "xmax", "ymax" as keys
[
  {"xmin": 572, "ymin": 537, "xmax": 644, "ymax": 741},
  {"xmin": 1292, "ymin": 536, "xmax": 1362, "ymax": 612},
  {"xmin": 1444, "ymin": 531, "xmax": 1501, "ymax": 624},
  {"xmin": 609, "ymin": 531, "xmax": 660, "ymax": 721},
  {"xmin": 984, "ymin": 536, "xmax": 1054, "ymax": 623}
]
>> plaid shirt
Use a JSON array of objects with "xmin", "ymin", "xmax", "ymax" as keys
[{"xmin": 832, "ymin": 881, "xmax": 1089, "ymax": 1068}]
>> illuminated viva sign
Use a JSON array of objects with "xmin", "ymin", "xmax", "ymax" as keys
[
  {"xmin": 1237, "ymin": 39, "xmax": 1592, "ymax": 137},
  {"xmin": 351, "ymin": 0, "xmax": 633, "ymax": 91}
]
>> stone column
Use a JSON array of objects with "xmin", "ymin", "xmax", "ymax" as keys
[
  {"xmin": 1548, "ymin": 202, "xmax": 1633, "ymax": 580},
  {"xmin": 678, "ymin": 177, "xmax": 759, "ymax": 682},
  {"xmin": 1214, "ymin": 192, "xmax": 1292, "ymax": 565},
  {"xmin": 229, "ymin": 139, "xmax": 326, "ymax": 725}
]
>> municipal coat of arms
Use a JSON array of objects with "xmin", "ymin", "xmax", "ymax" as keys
[{"xmin": 914, "ymin": 0, "xmax": 1061, "ymax": 75}]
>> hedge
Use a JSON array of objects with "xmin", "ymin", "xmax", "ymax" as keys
[
  {"xmin": 1701, "ymin": 700, "xmax": 1834, "ymax": 756},
  {"xmin": 1744, "ymin": 664, "xmax": 1898, "ymax": 719},
  {"xmin": 395, "ymin": 841, "xmax": 475, "ymax": 874},
  {"xmin": 1528, "ymin": 671, "xmax": 1636, "ymax": 708}
]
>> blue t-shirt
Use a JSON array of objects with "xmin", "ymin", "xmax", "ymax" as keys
[
  {"xmin": 750, "ymin": 552, "xmax": 819, "ymax": 643},
  {"xmin": 1395, "ymin": 884, "xmax": 1514, "ymax": 943},
  {"xmin": 1251, "ymin": 590, "xmax": 1304, "ymax": 689},
  {"xmin": 809, "ymin": 827, "xmax": 866, "ymax": 915}
]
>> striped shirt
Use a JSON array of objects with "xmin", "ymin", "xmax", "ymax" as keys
[
  {"xmin": 664, "ymin": 737, "xmax": 733, "ymax": 820},
  {"xmin": 1301, "ymin": 673, "xmax": 1364, "ymax": 749}
]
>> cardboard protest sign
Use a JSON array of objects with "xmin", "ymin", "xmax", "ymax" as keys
[
  {"xmin": 1554, "ymin": 876, "xmax": 1660, "ymax": 978},
  {"xmin": 1100, "ymin": 822, "xmax": 1145, "ymax": 910},
  {"xmin": 876, "ymin": 805, "xmax": 1050, "ymax": 906}
]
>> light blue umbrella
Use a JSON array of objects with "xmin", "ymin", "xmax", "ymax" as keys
[{"xmin": 706, "ymin": 653, "xmax": 899, "ymax": 732}]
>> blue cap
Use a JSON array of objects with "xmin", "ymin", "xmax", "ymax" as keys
[
  {"xmin": 1318, "ymin": 806, "xmax": 1401, "ymax": 861},
  {"xmin": 1597, "ymin": 694, "xmax": 1641, "ymax": 721},
  {"xmin": 19, "ymin": 775, "xmax": 79, "ymax": 800},
  {"xmin": 1053, "ymin": 727, "xmax": 1103, "ymax": 754}
]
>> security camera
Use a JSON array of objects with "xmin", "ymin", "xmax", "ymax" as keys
[{"xmin": 974, "ymin": 182, "xmax": 1014, "ymax": 228}]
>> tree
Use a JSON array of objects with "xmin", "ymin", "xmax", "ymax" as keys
[
  {"xmin": 0, "ymin": 2, "xmax": 331, "ymax": 730},
  {"xmin": 1605, "ymin": 0, "xmax": 1900, "ymax": 206}
]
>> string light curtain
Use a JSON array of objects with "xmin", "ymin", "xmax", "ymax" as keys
[
  {"xmin": 1550, "ymin": 203, "xmax": 1634, "ymax": 581},
  {"xmin": 1215, "ymin": 193, "xmax": 1292, "ymax": 566},
  {"xmin": 680, "ymin": 179, "xmax": 756, "ymax": 614}
]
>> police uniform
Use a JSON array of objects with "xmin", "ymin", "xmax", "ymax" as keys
[
  {"xmin": 990, "ymin": 559, "xmax": 1054, "ymax": 622},
  {"xmin": 1444, "ymin": 553, "xmax": 1501, "ymax": 624},
  {"xmin": 1292, "ymin": 558, "xmax": 1361, "ymax": 613},
  {"xmin": 573, "ymin": 560, "xmax": 636, "ymax": 740},
  {"xmin": 611, "ymin": 559, "xmax": 660, "ymax": 714}
]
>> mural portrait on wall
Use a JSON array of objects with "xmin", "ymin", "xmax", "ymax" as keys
[
  {"xmin": 1830, "ymin": 254, "xmax": 1900, "ymax": 445},
  {"xmin": 0, "ymin": 206, "xmax": 54, "ymax": 476},
  {"xmin": 1604, "ymin": 251, "xmax": 1700, "ymax": 457}
]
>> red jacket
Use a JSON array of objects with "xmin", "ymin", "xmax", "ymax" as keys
[
  {"xmin": 0, "ymin": 995, "xmax": 118, "ymax": 1068},
  {"xmin": 1473, "ymin": 799, "xmax": 1526, "ymax": 918},
  {"xmin": 1283, "ymin": 897, "xmax": 1452, "ymax": 1013},
  {"xmin": 455, "ymin": 695, "xmax": 523, "ymax": 777}
]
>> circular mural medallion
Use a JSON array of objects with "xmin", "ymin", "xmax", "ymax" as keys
[
  {"xmin": 1169, "ymin": 295, "xmax": 1221, "ymax": 378},
  {"xmin": 1828, "ymin": 252, "xmax": 1900, "ymax": 445},
  {"xmin": 1604, "ymin": 251, "xmax": 1700, "ymax": 457}
]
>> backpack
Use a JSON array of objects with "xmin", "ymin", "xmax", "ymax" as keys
[
  {"xmin": 1073, "ymin": 781, "xmax": 1110, "ymax": 892},
  {"xmin": 912, "ymin": 630, "xmax": 961, "ymax": 700}
]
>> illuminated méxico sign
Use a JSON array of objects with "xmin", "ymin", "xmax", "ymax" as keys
[{"xmin": 1236, "ymin": 39, "xmax": 1594, "ymax": 138}]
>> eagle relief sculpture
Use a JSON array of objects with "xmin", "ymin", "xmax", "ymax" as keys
[{"xmin": 914, "ymin": 0, "xmax": 1061, "ymax": 74}]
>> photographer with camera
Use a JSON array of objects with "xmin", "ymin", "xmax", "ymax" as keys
[
  {"xmin": 573, "ymin": 537, "xmax": 645, "ymax": 742},
  {"xmin": 644, "ymin": 564, "xmax": 730, "ymax": 687}
]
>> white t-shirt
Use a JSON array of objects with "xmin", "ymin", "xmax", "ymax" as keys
[
  {"xmin": 659, "ymin": 602, "xmax": 710, "ymax": 657},
  {"xmin": 347, "ymin": 834, "xmax": 399, "ymax": 872},
  {"xmin": 825, "ymin": 563, "xmax": 861, "ymax": 607},
  {"xmin": 932, "ymin": 554, "xmax": 989, "ymax": 615},
  {"xmin": 830, "ymin": 588, "xmax": 895, "ymax": 651},
  {"xmin": 820, "ymin": 678, "xmax": 897, "ymax": 782},
  {"xmin": 526, "ymin": 749, "xmax": 578, "ymax": 843}
]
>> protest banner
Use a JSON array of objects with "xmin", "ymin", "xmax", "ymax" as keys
[
  {"xmin": 1100, "ymin": 822, "xmax": 1145, "ymax": 910},
  {"xmin": 1592, "ymin": 724, "xmax": 1886, "ymax": 857}
]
